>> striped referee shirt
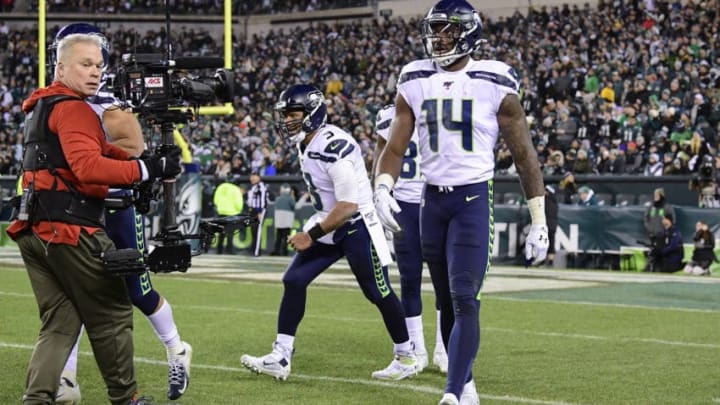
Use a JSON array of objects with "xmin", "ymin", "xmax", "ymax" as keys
[{"xmin": 247, "ymin": 181, "xmax": 268, "ymax": 211}]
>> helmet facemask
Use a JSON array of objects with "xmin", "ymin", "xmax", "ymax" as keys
[
  {"xmin": 275, "ymin": 107, "xmax": 307, "ymax": 145},
  {"xmin": 421, "ymin": 13, "xmax": 482, "ymax": 67}
]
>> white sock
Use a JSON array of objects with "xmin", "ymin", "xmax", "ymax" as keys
[
  {"xmin": 147, "ymin": 300, "xmax": 182, "ymax": 354},
  {"xmin": 405, "ymin": 315, "xmax": 426, "ymax": 352},
  {"xmin": 435, "ymin": 310, "xmax": 444, "ymax": 351},
  {"xmin": 394, "ymin": 340, "xmax": 413, "ymax": 354},
  {"xmin": 63, "ymin": 325, "xmax": 84, "ymax": 375},
  {"xmin": 276, "ymin": 333, "xmax": 295, "ymax": 351}
]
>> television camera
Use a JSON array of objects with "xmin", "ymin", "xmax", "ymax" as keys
[
  {"xmin": 689, "ymin": 155, "xmax": 719, "ymax": 208},
  {"xmin": 100, "ymin": 8, "xmax": 245, "ymax": 274}
]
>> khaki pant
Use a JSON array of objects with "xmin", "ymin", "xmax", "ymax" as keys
[{"xmin": 18, "ymin": 229, "xmax": 136, "ymax": 405}]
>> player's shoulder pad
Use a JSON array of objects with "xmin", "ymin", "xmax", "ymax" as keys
[
  {"xmin": 466, "ymin": 59, "xmax": 519, "ymax": 92},
  {"xmin": 398, "ymin": 59, "xmax": 437, "ymax": 85},
  {"xmin": 307, "ymin": 125, "xmax": 356, "ymax": 163},
  {"xmin": 375, "ymin": 104, "xmax": 396, "ymax": 132}
]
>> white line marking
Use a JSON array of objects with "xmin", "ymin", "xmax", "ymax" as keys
[
  {"xmin": 493, "ymin": 296, "xmax": 720, "ymax": 314},
  {"xmin": 0, "ymin": 341, "xmax": 581, "ymax": 405}
]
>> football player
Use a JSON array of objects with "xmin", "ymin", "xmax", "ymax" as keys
[
  {"xmin": 50, "ymin": 23, "xmax": 192, "ymax": 404},
  {"xmin": 373, "ymin": 1, "xmax": 549, "ymax": 404},
  {"xmin": 241, "ymin": 84, "xmax": 418, "ymax": 381},
  {"xmin": 373, "ymin": 104, "xmax": 448, "ymax": 373}
]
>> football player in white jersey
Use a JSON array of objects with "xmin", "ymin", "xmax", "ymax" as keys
[
  {"xmin": 373, "ymin": 104, "xmax": 448, "ymax": 373},
  {"xmin": 241, "ymin": 84, "xmax": 418, "ymax": 382},
  {"xmin": 50, "ymin": 23, "xmax": 192, "ymax": 403},
  {"xmin": 373, "ymin": 1, "xmax": 549, "ymax": 404}
]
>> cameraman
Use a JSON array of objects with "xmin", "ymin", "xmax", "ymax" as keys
[
  {"xmin": 8, "ymin": 32, "xmax": 180, "ymax": 404},
  {"xmin": 689, "ymin": 154, "xmax": 720, "ymax": 208},
  {"xmin": 646, "ymin": 213, "xmax": 684, "ymax": 273},
  {"xmin": 50, "ymin": 24, "xmax": 192, "ymax": 403},
  {"xmin": 683, "ymin": 220, "xmax": 716, "ymax": 276}
]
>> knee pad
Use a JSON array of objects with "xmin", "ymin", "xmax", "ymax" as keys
[{"xmin": 451, "ymin": 294, "xmax": 480, "ymax": 317}]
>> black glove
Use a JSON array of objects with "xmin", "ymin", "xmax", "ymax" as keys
[{"xmin": 141, "ymin": 146, "xmax": 182, "ymax": 180}]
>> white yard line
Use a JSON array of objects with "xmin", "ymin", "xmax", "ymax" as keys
[{"xmin": 0, "ymin": 341, "xmax": 582, "ymax": 405}]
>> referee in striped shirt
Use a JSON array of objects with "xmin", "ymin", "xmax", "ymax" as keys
[{"xmin": 247, "ymin": 171, "xmax": 268, "ymax": 256}]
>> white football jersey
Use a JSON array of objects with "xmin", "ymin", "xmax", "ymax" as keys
[
  {"xmin": 299, "ymin": 124, "xmax": 373, "ymax": 215},
  {"xmin": 396, "ymin": 58, "xmax": 519, "ymax": 186},
  {"xmin": 375, "ymin": 104, "xmax": 424, "ymax": 204},
  {"xmin": 87, "ymin": 80, "xmax": 121, "ymax": 136}
]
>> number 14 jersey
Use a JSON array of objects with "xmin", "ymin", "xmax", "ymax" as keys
[{"xmin": 396, "ymin": 58, "xmax": 520, "ymax": 186}]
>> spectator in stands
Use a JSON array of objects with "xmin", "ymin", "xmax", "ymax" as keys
[
  {"xmin": 646, "ymin": 212, "xmax": 684, "ymax": 273},
  {"xmin": 644, "ymin": 153, "xmax": 664, "ymax": 176},
  {"xmin": 558, "ymin": 172, "xmax": 578, "ymax": 204},
  {"xmin": 644, "ymin": 187, "xmax": 675, "ymax": 246},
  {"xmin": 683, "ymin": 220, "xmax": 716, "ymax": 276},
  {"xmin": 577, "ymin": 186, "xmax": 598, "ymax": 206}
]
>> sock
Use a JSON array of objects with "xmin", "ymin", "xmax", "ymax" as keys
[
  {"xmin": 147, "ymin": 300, "xmax": 182, "ymax": 354},
  {"xmin": 405, "ymin": 315, "xmax": 426, "ymax": 353},
  {"xmin": 435, "ymin": 310, "xmax": 444, "ymax": 351},
  {"xmin": 63, "ymin": 325, "xmax": 84, "ymax": 375},
  {"xmin": 393, "ymin": 340, "xmax": 413, "ymax": 354},
  {"xmin": 276, "ymin": 333, "xmax": 295, "ymax": 352}
]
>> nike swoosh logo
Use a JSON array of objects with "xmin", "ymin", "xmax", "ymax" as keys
[
  {"xmin": 160, "ymin": 157, "xmax": 167, "ymax": 171},
  {"xmin": 465, "ymin": 195, "xmax": 480, "ymax": 202},
  {"xmin": 347, "ymin": 229, "xmax": 357, "ymax": 235},
  {"xmin": 330, "ymin": 143, "xmax": 340, "ymax": 150}
]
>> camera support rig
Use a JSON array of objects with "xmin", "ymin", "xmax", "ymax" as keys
[{"xmin": 101, "ymin": 2, "xmax": 243, "ymax": 275}]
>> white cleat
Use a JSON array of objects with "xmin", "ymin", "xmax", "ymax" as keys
[
  {"xmin": 167, "ymin": 341, "xmax": 192, "ymax": 400},
  {"xmin": 55, "ymin": 371, "xmax": 81, "ymax": 405},
  {"xmin": 241, "ymin": 342, "xmax": 292, "ymax": 381},
  {"xmin": 439, "ymin": 393, "xmax": 459, "ymax": 405},
  {"xmin": 460, "ymin": 379, "xmax": 480, "ymax": 405},
  {"xmin": 415, "ymin": 347, "xmax": 429, "ymax": 373},
  {"xmin": 371, "ymin": 351, "xmax": 418, "ymax": 381},
  {"xmin": 433, "ymin": 344, "xmax": 448, "ymax": 373}
]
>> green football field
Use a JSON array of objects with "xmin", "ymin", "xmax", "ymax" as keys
[{"xmin": 1, "ymin": 250, "xmax": 719, "ymax": 405}]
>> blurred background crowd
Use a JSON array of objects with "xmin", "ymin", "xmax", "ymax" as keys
[{"xmin": 0, "ymin": 0, "xmax": 719, "ymax": 187}]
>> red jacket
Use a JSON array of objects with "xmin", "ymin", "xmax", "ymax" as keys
[{"xmin": 7, "ymin": 82, "xmax": 143, "ymax": 245}]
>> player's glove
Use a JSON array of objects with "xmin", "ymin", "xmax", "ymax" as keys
[
  {"xmin": 525, "ymin": 224, "xmax": 549, "ymax": 266},
  {"xmin": 373, "ymin": 184, "xmax": 401, "ymax": 233}
]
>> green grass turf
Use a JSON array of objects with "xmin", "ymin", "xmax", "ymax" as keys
[{"xmin": 1, "ymin": 265, "xmax": 719, "ymax": 405}]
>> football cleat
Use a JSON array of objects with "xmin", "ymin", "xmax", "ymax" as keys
[
  {"xmin": 433, "ymin": 343, "xmax": 449, "ymax": 373},
  {"xmin": 55, "ymin": 371, "xmax": 81, "ymax": 405},
  {"xmin": 416, "ymin": 346, "xmax": 429, "ymax": 373},
  {"xmin": 439, "ymin": 393, "xmax": 459, "ymax": 405},
  {"xmin": 460, "ymin": 379, "xmax": 480, "ymax": 405},
  {"xmin": 371, "ymin": 351, "xmax": 418, "ymax": 380},
  {"xmin": 241, "ymin": 342, "xmax": 293, "ymax": 381},
  {"xmin": 167, "ymin": 341, "xmax": 192, "ymax": 400}
]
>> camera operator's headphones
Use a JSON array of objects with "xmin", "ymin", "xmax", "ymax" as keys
[{"xmin": 48, "ymin": 23, "xmax": 111, "ymax": 73}]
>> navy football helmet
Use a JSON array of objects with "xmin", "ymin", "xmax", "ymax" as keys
[
  {"xmin": 274, "ymin": 84, "xmax": 327, "ymax": 144},
  {"xmin": 49, "ymin": 23, "xmax": 111, "ymax": 70},
  {"xmin": 421, "ymin": 0, "xmax": 483, "ymax": 67}
]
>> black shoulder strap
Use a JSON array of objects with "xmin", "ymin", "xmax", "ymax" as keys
[{"xmin": 23, "ymin": 94, "xmax": 82, "ymax": 171}]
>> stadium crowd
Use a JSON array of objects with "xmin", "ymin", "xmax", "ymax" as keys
[
  {"xmin": 1, "ymin": 0, "xmax": 720, "ymax": 186},
  {"xmin": 30, "ymin": 0, "xmax": 367, "ymax": 14}
]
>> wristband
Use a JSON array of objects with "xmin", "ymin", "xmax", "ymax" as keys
[
  {"xmin": 308, "ymin": 223, "xmax": 326, "ymax": 241},
  {"xmin": 527, "ymin": 196, "xmax": 547, "ymax": 226},
  {"xmin": 374, "ymin": 173, "xmax": 395, "ymax": 192}
]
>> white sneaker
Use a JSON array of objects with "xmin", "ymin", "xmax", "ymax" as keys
[
  {"xmin": 371, "ymin": 351, "xmax": 418, "ymax": 380},
  {"xmin": 438, "ymin": 393, "xmax": 459, "ymax": 405},
  {"xmin": 241, "ymin": 342, "xmax": 293, "ymax": 381},
  {"xmin": 167, "ymin": 341, "xmax": 192, "ymax": 400},
  {"xmin": 433, "ymin": 344, "xmax": 448, "ymax": 373},
  {"xmin": 55, "ymin": 371, "xmax": 81, "ymax": 405},
  {"xmin": 415, "ymin": 347, "xmax": 429, "ymax": 372},
  {"xmin": 460, "ymin": 379, "xmax": 480, "ymax": 405}
]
